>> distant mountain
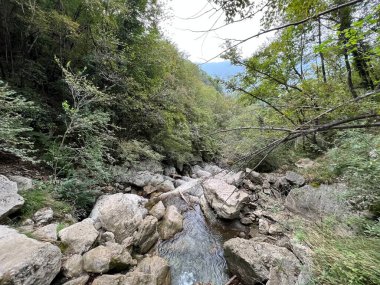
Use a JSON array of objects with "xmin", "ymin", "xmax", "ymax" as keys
[{"xmin": 199, "ymin": 61, "xmax": 245, "ymax": 79}]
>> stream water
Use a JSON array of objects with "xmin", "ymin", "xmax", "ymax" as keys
[{"xmin": 158, "ymin": 204, "xmax": 245, "ymax": 285}]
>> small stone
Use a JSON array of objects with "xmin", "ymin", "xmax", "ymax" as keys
[
  {"xmin": 149, "ymin": 201, "xmax": 166, "ymax": 220},
  {"xmin": 32, "ymin": 223, "xmax": 58, "ymax": 241},
  {"xmin": 33, "ymin": 207, "xmax": 54, "ymax": 226},
  {"xmin": 62, "ymin": 275, "xmax": 89, "ymax": 285},
  {"xmin": 259, "ymin": 218, "xmax": 270, "ymax": 234}
]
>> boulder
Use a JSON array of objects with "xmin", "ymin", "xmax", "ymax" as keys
[
  {"xmin": 195, "ymin": 169, "xmax": 212, "ymax": 178},
  {"xmin": 0, "ymin": 175, "xmax": 24, "ymax": 220},
  {"xmin": 203, "ymin": 178, "xmax": 249, "ymax": 219},
  {"xmin": 203, "ymin": 164, "xmax": 222, "ymax": 175},
  {"xmin": 90, "ymin": 193, "xmax": 148, "ymax": 242},
  {"xmin": 258, "ymin": 218, "xmax": 270, "ymax": 234},
  {"xmin": 285, "ymin": 171, "xmax": 306, "ymax": 186},
  {"xmin": 58, "ymin": 218, "xmax": 98, "ymax": 254},
  {"xmin": 8, "ymin": 175, "xmax": 33, "ymax": 191},
  {"xmin": 128, "ymin": 171, "xmax": 155, "ymax": 187},
  {"xmin": 149, "ymin": 201, "xmax": 166, "ymax": 220},
  {"xmin": 0, "ymin": 226, "xmax": 61, "ymax": 285},
  {"xmin": 62, "ymin": 275, "xmax": 89, "ymax": 285},
  {"xmin": 133, "ymin": 215, "xmax": 159, "ymax": 253},
  {"xmin": 159, "ymin": 205, "xmax": 183, "ymax": 240},
  {"xmin": 33, "ymin": 207, "xmax": 54, "ymax": 226},
  {"xmin": 124, "ymin": 256, "xmax": 171, "ymax": 285},
  {"xmin": 224, "ymin": 238, "xmax": 301, "ymax": 285},
  {"xmin": 32, "ymin": 223, "xmax": 58, "ymax": 241},
  {"xmin": 285, "ymin": 184, "xmax": 348, "ymax": 219},
  {"xmin": 62, "ymin": 254, "xmax": 83, "ymax": 278},
  {"xmin": 215, "ymin": 171, "xmax": 245, "ymax": 186},
  {"xmin": 82, "ymin": 243, "xmax": 134, "ymax": 273}
]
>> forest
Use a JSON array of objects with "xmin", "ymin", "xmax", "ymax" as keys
[{"xmin": 0, "ymin": 0, "xmax": 379, "ymax": 285}]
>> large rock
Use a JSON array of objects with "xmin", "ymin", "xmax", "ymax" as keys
[
  {"xmin": 203, "ymin": 178, "xmax": 249, "ymax": 219},
  {"xmin": 58, "ymin": 218, "xmax": 98, "ymax": 254},
  {"xmin": 92, "ymin": 274, "xmax": 126, "ymax": 285},
  {"xmin": 82, "ymin": 243, "xmax": 134, "ymax": 273},
  {"xmin": 124, "ymin": 256, "xmax": 171, "ymax": 285},
  {"xmin": 0, "ymin": 175, "xmax": 24, "ymax": 220},
  {"xmin": 62, "ymin": 254, "xmax": 83, "ymax": 278},
  {"xmin": 224, "ymin": 238, "xmax": 301, "ymax": 285},
  {"xmin": 0, "ymin": 225, "xmax": 61, "ymax": 285},
  {"xmin": 90, "ymin": 193, "xmax": 148, "ymax": 242},
  {"xmin": 8, "ymin": 175, "xmax": 33, "ymax": 191},
  {"xmin": 215, "ymin": 171, "xmax": 245, "ymax": 186},
  {"xmin": 159, "ymin": 205, "xmax": 183, "ymax": 240},
  {"xmin": 133, "ymin": 215, "xmax": 159, "ymax": 253},
  {"xmin": 285, "ymin": 184, "xmax": 348, "ymax": 219}
]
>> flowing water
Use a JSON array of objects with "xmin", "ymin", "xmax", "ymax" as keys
[{"xmin": 158, "ymin": 204, "xmax": 231, "ymax": 285}]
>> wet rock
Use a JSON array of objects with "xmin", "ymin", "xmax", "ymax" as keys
[
  {"xmin": 33, "ymin": 207, "xmax": 54, "ymax": 226},
  {"xmin": 149, "ymin": 201, "xmax": 166, "ymax": 220},
  {"xmin": 83, "ymin": 243, "xmax": 134, "ymax": 273},
  {"xmin": 125, "ymin": 256, "xmax": 171, "ymax": 285},
  {"xmin": 224, "ymin": 238, "xmax": 301, "ymax": 285},
  {"xmin": 133, "ymin": 215, "xmax": 159, "ymax": 253},
  {"xmin": 0, "ymin": 225, "xmax": 61, "ymax": 285},
  {"xmin": 62, "ymin": 254, "xmax": 83, "ymax": 278},
  {"xmin": 203, "ymin": 178, "xmax": 249, "ymax": 219},
  {"xmin": 62, "ymin": 275, "xmax": 89, "ymax": 285},
  {"xmin": 286, "ymin": 171, "xmax": 306, "ymax": 186},
  {"xmin": 8, "ymin": 175, "xmax": 33, "ymax": 191},
  {"xmin": 0, "ymin": 175, "xmax": 24, "ymax": 220},
  {"xmin": 90, "ymin": 193, "xmax": 148, "ymax": 242},
  {"xmin": 159, "ymin": 205, "xmax": 183, "ymax": 240},
  {"xmin": 32, "ymin": 223, "xmax": 58, "ymax": 241},
  {"xmin": 285, "ymin": 184, "xmax": 348, "ymax": 219},
  {"xmin": 58, "ymin": 218, "xmax": 98, "ymax": 254}
]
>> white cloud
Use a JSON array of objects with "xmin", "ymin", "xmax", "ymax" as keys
[{"xmin": 160, "ymin": 0, "xmax": 272, "ymax": 63}]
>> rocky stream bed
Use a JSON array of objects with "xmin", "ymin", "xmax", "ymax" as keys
[{"xmin": 0, "ymin": 160, "xmax": 351, "ymax": 285}]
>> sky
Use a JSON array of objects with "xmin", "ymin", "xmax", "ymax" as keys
[{"xmin": 161, "ymin": 0, "xmax": 272, "ymax": 63}]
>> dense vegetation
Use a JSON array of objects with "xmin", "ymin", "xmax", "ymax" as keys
[{"xmin": 1, "ymin": 0, "xmax": 379, "ymax": 283}]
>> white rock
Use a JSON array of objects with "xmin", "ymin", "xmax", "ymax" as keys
[
  {"xmin": 62, "ymin": 254, "xmax": 83, "ymax": 278},
  {"xmin": 203, "ymin": 178, "xmax": 249, "ymax": 219},
  {"xmin": 33, "ymin": 207, "xmax": 54, "ymax": 226},
  {"xmin": 58, "ymin": 218, "xmax": 98, "ymax": 254},
  {"xmin": 0, "ymin": 175, "xmax": 24, "ymax": 220},
  {"xmin": 90, "ymin": 193, "xmax": 148, "ymax": 242},
  {"xmin": 0, "ymin": 225, "xmax": 61, "ymax": 285},
  {"xmin": 32, "ymin": 223, "xmax": 58, "ymax": 241},
  {"xmin": 8, "ymin": 175, "xmax": 33, "ymax": 191}
]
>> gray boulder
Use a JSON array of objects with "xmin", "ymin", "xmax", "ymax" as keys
[
  {"xmin": 58, "ymin": 218, "xmax": 98, "ymax": 254},
  {"xmin": 0, "ymin": 225, "xmax": 61, "ymax": 285},
  {"xmin": 90, "ymin": 193, "xmax": 148, "ymax": 242},
  {"xmin": 0, "ymin": 175, "xmax": 24, "ymax": 220},
  {"xmin": 33, "ymin": 207, "xmax": 54, "ymax": 226},
  {"xmin": 203, "ymin": 178, "xmax": 249, "ymax": 219},
  {"xmin": 285, "ymin": 184, "xmax": 348, "ymax": 219},
  {"xmin": 92, "ymin": 274, "xmax": 126, "ymax": 285},
  {"xmin": 159, "ymin": 205, "xmax": 183, "ymax": 240},
  {"xmin": 224, "ymin": 238, "xmax": 301, "ymax": 285},
  {"xmin": 286, "ymin": 171, "xmax": 306, "ymax": 186},
  {"xmin": 8, "ymin": 175, "xmax": 33, "ymax": 191},
  {"xmin": 62, "ymin": 254, "xmax": 83, "ymax": 278},
  {"xmin": 62, "ymin": 275, "xmax": 89, "ymax": 285}
]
